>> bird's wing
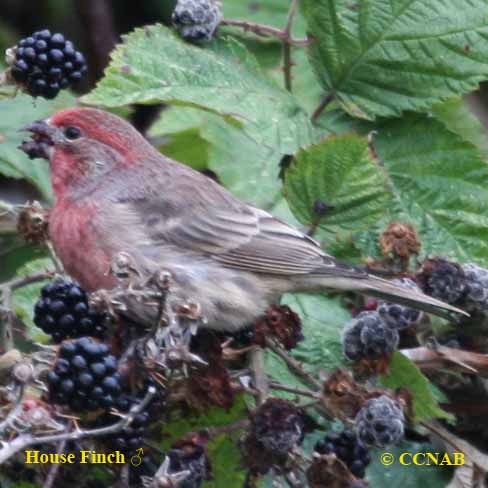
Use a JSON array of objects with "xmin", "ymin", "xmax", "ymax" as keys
[{"xmin": 106, "ymin": 164, "xmax": 353, "ymax": 276}]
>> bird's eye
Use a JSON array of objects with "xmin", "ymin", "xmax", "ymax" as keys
[{"xmin": 64, "ymin": 126, "xmax": 81, "ymax": 140}]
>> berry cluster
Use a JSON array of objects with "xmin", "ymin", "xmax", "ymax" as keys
[
  {"xmin": 252, "ymin": 398, "xmax": 304, "ymax": 454},
  {"xmin": 418, "ymin": 258, "xmax": 488, "ymax": 312},
  {"xmin": 343, "ymin": 279, "xmax": 427, "ymax": 361},
  {"xmin": 419, "ymin": 259, "xmax": 467, "ymax": 305},
  {"xmin": 342, "ymin": 311, "xmax": 399, "ymax": 361},
  {"xmin": 378, "ymin": 278, "xmax": 424, "ymax": 329},
  {"xmin": 9, "ymin": 30, "xmax": 87, "ymax": 99},
  {"xmin": 172, "ymin": 0, "xmax": 222, "ymax": 42},
  {"xmin": 34, "ymin": 279, "xmax": 106, "ymax": 343},
  {"xmin": 314, "ymin": 429, "xmax": 371, "ymax": 478},
  {"xmin": 47, "ymin": 337, "xmax": 121, "ymax": 411},
  {"xmin": 461, "ymin": 263, "xmax": 488, "ymax": 312},
  {"xmin": 99, "ymin": 381, "xmax": 165, "ymax": 455},
  {"xmin": 355, "ymin": 395, "xmax": 405, "ymax": 448}
]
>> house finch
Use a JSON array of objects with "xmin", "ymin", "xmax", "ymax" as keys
[{"xmin": 21, "ymin": 108, "xmax": 462, "ymax": 331}]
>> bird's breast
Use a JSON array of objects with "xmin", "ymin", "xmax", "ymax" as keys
[{"xmin": 49, "ymin": 201, "xmax": 115, "ymax": 291}]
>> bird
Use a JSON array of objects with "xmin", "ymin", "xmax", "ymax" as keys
[{"xmin": 21, "ymin": 108, "xmax": 463, "ymax": 331}]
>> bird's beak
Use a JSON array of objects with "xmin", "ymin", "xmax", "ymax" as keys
[{"xmin": 19, "ymin": 119, "xmax": 56, "ymax": 160}]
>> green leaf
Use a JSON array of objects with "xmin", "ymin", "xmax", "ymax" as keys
[
  {"xmin": 11, "ymin": 257, "xmax": 51, "ymax": 341},
  {"xmin": 282, "ymin": 294, "xmax": 350, "ymax": 374},
  {"xmin": 82, "ymin": 25, "xmax": 314, "ymax": 155},
  {"xmin": 366, "ymin": 440, "xmax": 453, "ymax": 488},
  {"xmin": 364, "ymin": 114, "xmax": 488, "ymax": 265},
  {"xmin": 284, "ymin": 134, "xmax": 391, "ymax": 235},
  {"xmin": 431, "ymin": 97, "xmax": 488, "ymax": 157},
  {"xmin": 0, "ymin": 91, "xmax": 76, "ymax": 199},
  {"xmin": 157, "ymin": 128, "xmax": 210, "ymax": 171},
  {"xmin": 151, "ymin": 107, "xmax": 284, "ymax": 209},
  {"xmin": 380, "ymin": 352, "xmax": 453, "ymax": 422},
  {"xmin": 301, "ymin": 0, "xmax": 488, "ymax": 119},
  {"xmin": 160, "ymin": 397, "xmax": 248, "ymax": 488}
]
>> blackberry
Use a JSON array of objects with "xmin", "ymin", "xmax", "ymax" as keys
[
  {"xmin": 47, "ymin": 337, "xmax": 121, "ymax": 411},
  {"xmin": 101, "ymin": 381, "xmax": 165, "ymax": 456},
  {"xmin": 34, "ymin": 278, "xmax": 106, "ymax": 343},
  {"xmin": 462, "ymin": 263, "xmax": 488, "ymax": 312},
  {"xmin": 314, "ymin": 429, "xmax": 371, "ymax": 478},
  {"xmin": 378, "ymin": 278, "xmax": 424, "ymax": 329},
  {"xmin": 172, "ymin": 0, "xmax": 222, "ymax": 42},
  {"xmin": 355, "ymin": 395, "xmax": 405, "ymax": 448},
  {"xmin": 342, "ymin": 311, "xmax": 399, "ymax": 361},
  {"xmin": 419, "ymin": 258, "xmax": 467, "ymax": 304},
  {"xmin": 7, "ymin": 30, "xmax": 87, "ymax": 99},
  {"xmin": 252, "ymin": 398, "xmax": 304, "ymax": 454}
]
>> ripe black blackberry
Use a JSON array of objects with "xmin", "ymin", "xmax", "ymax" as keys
[
  {"xmin": 314, "ymin": 429, "xmax": 371, "ymax": 478},
  {"xmin": 34, "ymin": 278, "xmax": 106, "ymax": 343},
  {"xmin": 355, "ymin": 395, "xmax": 405, "ymax": 448},
  {"xmin": 101, "ymin": 381, "xmax": 165, "ymax": 455},
  {"xmin": 7, "ymin": 29, "xmax": 87, "ymax": 99},
  {"xmin": 378, "ymin": 278, "xmax": 424, "ymax": 329},
  {"xmin": 47, "ymin": 337, "xmax": 122, "ymax": 411},
  {"xmin": 342, "ymin": 311, "xmax": 399, "ymax": 361},
  {"xmin": 462, "ymin": 263, "xmax": 488, "ymax": 312},
  {"xmin": 172, "ymin": 0, "xmax": 222, "ymax": 42}
]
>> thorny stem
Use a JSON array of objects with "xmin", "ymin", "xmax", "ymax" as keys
[
  {"xmin": 43, "ymin": 440, "xmax": 67, "ymax": 488},
  {"xmin": 265, "ymin": 339, "xmax": 321, "ymax": 390},
  {"xmin": 0, "ymin": 271, "xmax": 54, "ymax": 352},
  {"xmin": 220, "ymin": 19, "xmax": 309, "ymax": 46},
  {"xmin": 311, "ymin": 93, "xmax": 334, "ymax": 123},
  {"xmin": 269, "ymin": 381, "xmax": 318, "ymax": 399},
  {"xmin": 0, "ymin": 387, "xmax": 156, "ymax": 464},
  {"xmin": 283, "ymin": 0, "xmax": 300, "ymax": 92}
]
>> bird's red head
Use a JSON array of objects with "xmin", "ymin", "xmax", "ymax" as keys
[{"xmin": 21, "ymin": 108, "xmax": 153, "ymax": 200}]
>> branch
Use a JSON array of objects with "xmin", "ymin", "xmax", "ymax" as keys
[
  {"xmin": 249, "ymin": 347, "xmax": 269, "ymax": 405},
  {"xmin": 269, "ymin": 381, "xmax": 317, "ymax": 399},
  {"xmin": 43, "ymin": 440, "xmax": 66, "ymax": 488},
  {"xmin": 0, "ymin": 386, "xmax": 156, "ymax": 464},
  {"xmin": 220, "ymin": 19, "xmax": 309, "ymax": 46},
  {"xmin": 0, "ymin": 271, "xmax": 54, "ymax": 352},
  {"xmin": 265, "ymin": 339, "xmax": 321, "ymax": 390},
  {"xmin": 283, "ymin": 0, "xmax": 300, "ymax": 92}
]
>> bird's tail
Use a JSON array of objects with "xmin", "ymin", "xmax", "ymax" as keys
[{"xmin": 311, "ymin": 273, "xmax": 467, "ymax": 320}]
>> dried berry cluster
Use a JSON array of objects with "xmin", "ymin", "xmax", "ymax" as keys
[
  {"xmin": 172, "ymin": 0, "xmax": 222, "ymax": 42},
  {"xmin": 419, "ymin": 258, "xmax": 488, "ymax": 312},
  {"xmin": 342, "ymin": 278, "xmax": 424, "ymax": 361}
]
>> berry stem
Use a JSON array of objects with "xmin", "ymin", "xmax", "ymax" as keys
[
  {"xmin": 265, "ymin": 338, "xmax": 321, "ymax": 390},
  {"xmin": 249, "ymin": 346, "xmax": 269, "ymax": 405},
  {"xmin": 311, "ymin": 93, "xmax": 334, "ymax": 123},
  {"xmin": 0, "ymin": 386, "xmax": 157, "ymax": 463},
  {"xmin": 269, "ymin": 381, "xmax": 317, "ymax": 399},
  {"xmin": 220, "ymin": 19, "xmax": 310, "ymax": 46},
  {"xmin": 283, "ymin": 0, "xmax": 300, "ymax": 92}
]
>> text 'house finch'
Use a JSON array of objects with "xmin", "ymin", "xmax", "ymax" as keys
[{"xmin": 21, "ymin": 109, "xmax": 463, "ymax": 331}]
